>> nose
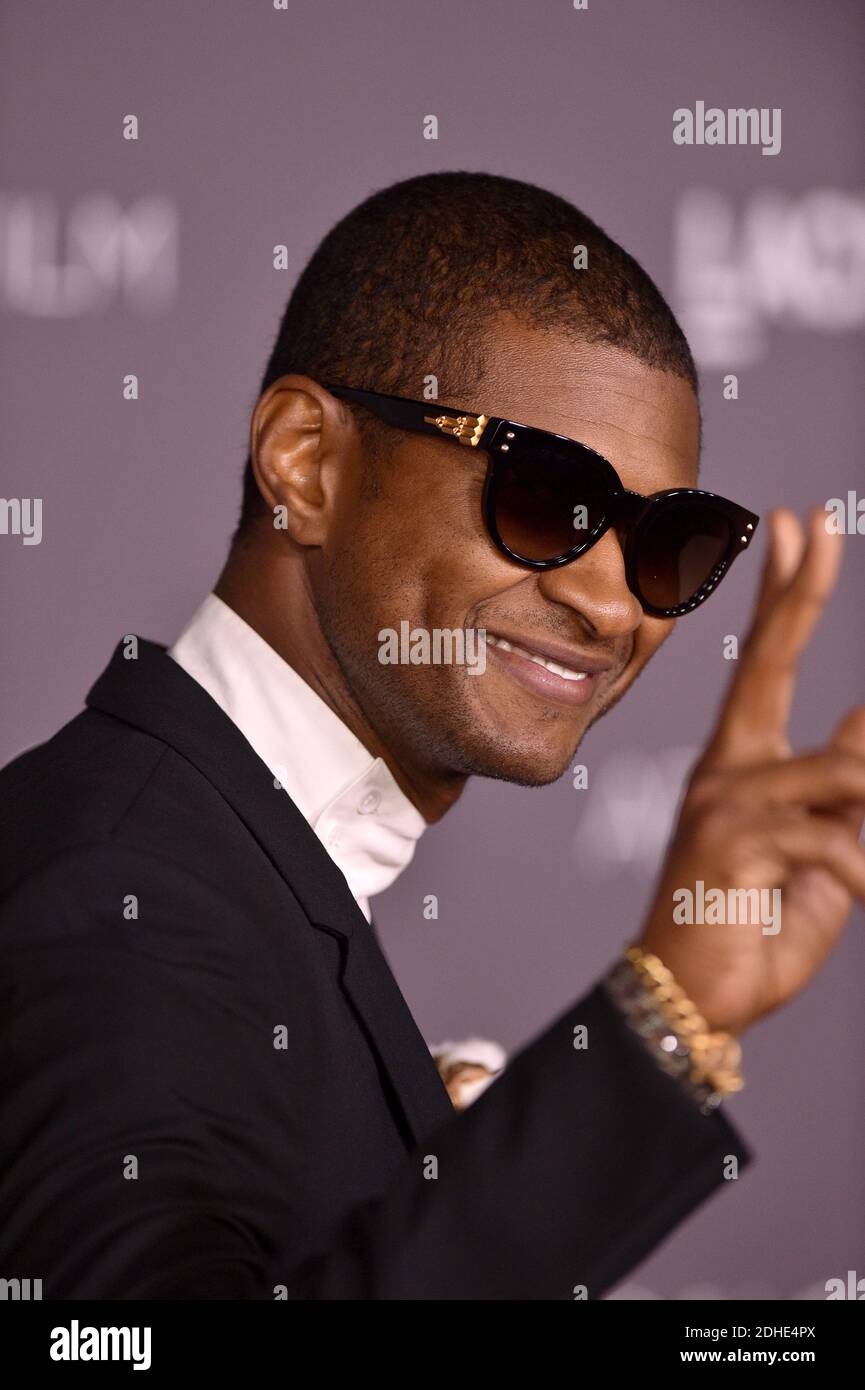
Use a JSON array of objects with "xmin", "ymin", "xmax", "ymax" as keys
[{"xmin": 536, "ymin": 528, "xmax": 643, "ymax": 638}]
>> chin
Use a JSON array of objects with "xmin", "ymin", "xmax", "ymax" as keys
[{"xmin": 456, "ymin": 730, "xmax": 580, "ymax": 787}]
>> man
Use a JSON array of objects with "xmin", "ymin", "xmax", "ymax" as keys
[{"xmin": 1, "ymin": 172, "xmax": 862, "ymax": 1300}]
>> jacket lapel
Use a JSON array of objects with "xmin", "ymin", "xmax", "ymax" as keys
[{"xmin": 86, "ymin": 637, "xmax": 454, "ymax": 1144}]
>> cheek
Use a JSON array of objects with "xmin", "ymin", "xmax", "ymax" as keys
[
  {"xmin": 349, "ymin": 461, "xmax": 497, "ymax": 620},
  {"xmin": 631, "ymin": 615, "xmax": 676, "ymax": 672}
]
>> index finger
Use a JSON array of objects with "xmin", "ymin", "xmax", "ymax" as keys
[{"xmin": 702, "ymin": 507, "xmax": 843, "ymax": 768}]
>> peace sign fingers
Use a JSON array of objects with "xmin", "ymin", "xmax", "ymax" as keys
[{"xmin": 701, "ymin": 507, "xmax": 843, "ymax": 770}]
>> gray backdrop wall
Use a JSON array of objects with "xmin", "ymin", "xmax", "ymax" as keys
[{"xmin": 1, "ymin": 0, "xmax": 863, "ymax": 1298}]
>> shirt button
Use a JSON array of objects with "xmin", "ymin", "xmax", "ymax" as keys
[{"xmin": 358, "ymin": 790, "xmax": 381, "ymax": 814}]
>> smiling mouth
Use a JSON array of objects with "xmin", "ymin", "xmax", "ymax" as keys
[
  {"xmin": 485, "ymin": 634, "xmax": 588, "ymax": 681},
  {"xmin": 481, "ymin": 631, "xmax": 619, "ymax": 708}
]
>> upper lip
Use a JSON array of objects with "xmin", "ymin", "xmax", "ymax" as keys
[{"xmin": 483, "ymin": 628, "xmax": 618, "ymax": 675}]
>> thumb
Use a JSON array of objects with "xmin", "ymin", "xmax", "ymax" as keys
[{"xmin": 831, "ymin": 706, "xmax": 865, "ymax": 837}]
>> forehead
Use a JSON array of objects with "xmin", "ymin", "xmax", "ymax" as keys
[{"xmin": 471, "ymin": 316, "xmax": 701, "ymax": 491}]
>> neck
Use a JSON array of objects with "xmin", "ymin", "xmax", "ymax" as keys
[{"xmin": 214, "ymin": 534, "xmax": 467, "ymax": 823}]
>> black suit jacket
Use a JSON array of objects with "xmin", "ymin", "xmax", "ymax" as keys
[{"xmin": 0, "ymin": 639, "xmax": 751, "ymax": 1299}]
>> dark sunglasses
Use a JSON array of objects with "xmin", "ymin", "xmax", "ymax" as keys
[{"xmin": 325, "ymin": 384, "xmax": 759, "ymax": 619}]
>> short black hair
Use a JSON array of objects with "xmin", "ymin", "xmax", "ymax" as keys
[{"xmin": 236, "ymin": 170, "xmax": 698, "ymax": 533}]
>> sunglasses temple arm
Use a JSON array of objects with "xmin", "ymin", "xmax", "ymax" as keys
[{"xmin": 325, "ymin": 384, "xmax": 503, "ymax": 450}]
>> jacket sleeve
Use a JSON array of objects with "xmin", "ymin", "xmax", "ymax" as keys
[
  {"xmin": 0, "ymin": 844, "xmax": 751, "ymax": 1301},
  {"xmin": 289, "ymin": 977, "xmax": 751, "ymax": 1300}
]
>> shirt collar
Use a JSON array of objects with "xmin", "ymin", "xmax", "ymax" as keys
[{"xmin": 168, "ymin": 593, "xmax": 426, "ymax": 921}]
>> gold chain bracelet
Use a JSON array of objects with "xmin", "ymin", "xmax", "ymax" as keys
[{"xmin": 623, "ymin": 945, "xmax": 744, "ymax": 1101}]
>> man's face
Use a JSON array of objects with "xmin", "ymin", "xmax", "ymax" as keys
[{"xmin": 311, "ymin": 319, "xmax": 701, "ymax": 786}]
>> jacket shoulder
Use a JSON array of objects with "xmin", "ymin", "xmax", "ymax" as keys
[{"xmin": 0, "ymin": 709, "xmax": 169, "ymax": 893}]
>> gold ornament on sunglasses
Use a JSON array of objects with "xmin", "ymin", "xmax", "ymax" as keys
[{"xmin": 423, "ymin": 412, "xmax": 489, "ymax": 446}]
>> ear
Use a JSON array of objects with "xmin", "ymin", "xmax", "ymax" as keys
[{"xmin": 248, "ymin": 375, "xmax": 353, "ymax": 546}]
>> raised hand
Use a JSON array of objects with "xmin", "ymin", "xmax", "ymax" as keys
[{"xmin": 637, "ymin": 507, "xmax": 865, "ymax": 1036}]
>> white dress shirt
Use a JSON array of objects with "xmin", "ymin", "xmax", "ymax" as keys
[{"xmin": 168, "ymin": 593, "xmax": 427, "ymax": 923}]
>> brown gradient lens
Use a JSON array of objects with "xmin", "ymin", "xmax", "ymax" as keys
[
  {"xmin": 492, "ymin": 446, "xmax": 609, "ymax": 562},
  {"xmin": 636, "ymin": 497, "xmax": 732, "ymax": 610}
]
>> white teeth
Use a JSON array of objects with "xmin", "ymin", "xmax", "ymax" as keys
[{"xmin": 485, "ymin": 634, "xmax": 588, "ymax": 680}]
